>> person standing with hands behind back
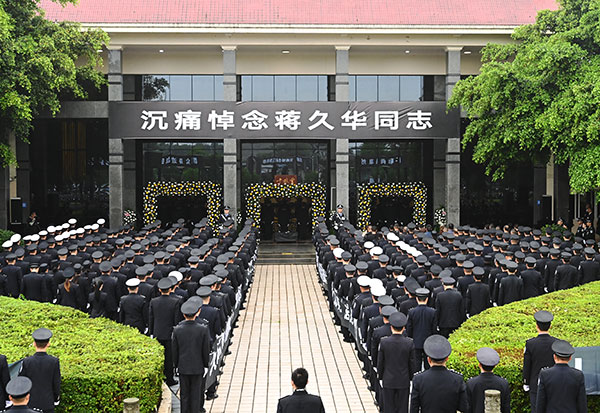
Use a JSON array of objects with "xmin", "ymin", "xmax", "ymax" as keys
[{"xmin": 277, "ymin": 368, "xmax": 325, "ymax": 413}]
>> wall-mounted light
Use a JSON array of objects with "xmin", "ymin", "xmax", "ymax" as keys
[
  {"xmin": 405, "ymin": 50, "xmax": 410, "ymax": 54},
  {"xmin": 464, "ymin": 50, "xmax": 472, "ymax": 55},
  {"xmin": 281, "ymin": 50, "xmax": 290, "ymax": 54},
  {"xmin": 159, "ymin": 49, "xmax": 164, "ymax": 53}
]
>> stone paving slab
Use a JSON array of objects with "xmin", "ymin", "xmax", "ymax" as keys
[{"xmin": 206, "ymin": 264, "xmax": 378, "ymax": 413}]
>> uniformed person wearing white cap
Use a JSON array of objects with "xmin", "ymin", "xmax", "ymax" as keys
[
  {"xmin": 19, "ymin": 329, "xmax": 60, "ymax": 413},
  {"xmin": 331, "ymin": 204, "xmax": 347, "ymax": 231},
  {"xmin": 2, "ymin": 376, "xmax": 38, "ymax": 413},
  {"xmin": 118, "ymin": 278, "xmax": 148, "ymax": 333},
  {"xmin": 466, "ymin": 347, "xmax": 510, "ymax": 413}
]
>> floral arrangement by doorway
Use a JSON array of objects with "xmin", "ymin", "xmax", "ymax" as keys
[
  {"xmin": 123, "ymin": 209, "xmax": 138, "ymax": 227},
  {"xmin": 357, "ymin": 182, "xmax": 427, "ymax": 230},
  {"xmin": 143, "ymin": 181, "xmax": 222, "ymax": 228},
  {"xmin": 244, "ymin": 182, "xmax": 326, "ymax": 228},
  {"xmin": 434, "ymin": 206, "xmax": 447, "ymax": 227}
]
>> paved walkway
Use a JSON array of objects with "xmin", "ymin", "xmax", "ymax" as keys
[{"xmin": 206, "ymin": 264, "xmax": 378, "ymax": 413}]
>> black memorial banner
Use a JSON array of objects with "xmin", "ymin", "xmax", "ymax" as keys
[{"xmin": 109, "ymin": 101, "xmax": 459, "ymax": 140}]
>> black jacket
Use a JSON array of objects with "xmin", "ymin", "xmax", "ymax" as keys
[
  {"xmin": 520, "ymin": 269, "xmax": 544, "ymax": 298},
  {"xmin": 172, "ymin": 320, "xmax": 210, "ymax": 375},
  {"xmin": 197, "ymin": 304, "xmax": 222, "ymax": 342},
  {"xmin": 370, "ymin": 324, "xmax": 392, "ymax": 368},
  {"xmin": 149, "ymin": 294, "xmax": 182, "ymax": 340},
  {"xmin": 410, "ymin": 365, "xmax": 468, "ymax": 413},
  {"xmin": 119, "ymin": 293, "xmax": 148, "ymax": 333},
  {"xmin": 465, "ymin": 282, "xmax": 491, "ymax": 316},
  {"xmin": 497, "ymin": 275, "xmax": 522, "ymax": 306},
  {"xmin": 522, "ymin": 334, "xmax": 557, "ymax": 394},
  {"xmin": 0, "ymin": 355, "xmax": 9, "ymax": 406},
  {"xmin": 19, "ymin": 352, "xmax": 61, "ymax": 411},
  {"xmin": 466, "ymin": 372, "xmax": 510, "ymax": 413},
  {"xmin": 377, "ymin": 334, "xmax": 416, "ymax": 389},
  {"xmin": 536, "ymin": 364, "xmax": 586, "ymax": 413},
  {"xmin": 406, "ymin": 305, "xmax": 437, "ymax": 349},
  {"xmin": 579, "ymin": 259, "xmax": 600, "ymax": 284},
  {"xmin": 276, "ymin": 390, "xmax": 325, "ymax": 413},
  {"xmin": 435, "ymin": 289, "xmax": 465, "ymax": 329},
  {"xmin": 554, "ymin": 264, "xmax": 579, "ymax": 291},
  {"xmin": 1, "ymin": 265, "xmax": 22, "ymax": 298},
  {"xmin": 21, "ymin": 273, "xmax": 46, "ymax": 302}
]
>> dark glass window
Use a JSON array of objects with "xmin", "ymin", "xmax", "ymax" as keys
[
  {"xmin": 29, "ymin": 119, "xmax": 109, "ymax": 225},
  {"xmin": 240, "ymin": 75, "xmax": 329, "ymax": 101},
  {"xmin": 141, "ymin": 141, "xmax": 223, "ymax": 184},
  {"xmin": 349, "ymin": 75, "xmax": 425, "ymax": 101},
  {"xmin": 123, "ymin": 75, "xmax": 224, "ymax": 101}
]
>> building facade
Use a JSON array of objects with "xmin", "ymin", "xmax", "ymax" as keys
[{"xmin": 6, "ymin": 0, "xmax": 571, "ymax": 235}]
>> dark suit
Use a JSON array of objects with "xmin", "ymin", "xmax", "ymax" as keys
[
  {"xmin": 276, "ymin": 389, "xmax": 325, "ymax": 413},
  {"xmin": 0, "ymin": 355, "xmax": 9, "ymax": 406},
  {"xmin": 435, "ymin": 289, "xmax": 465, "ymax": 337},
  {"xmin": 497, "ymin": 275, "xmax": 522, "ymax": 306},
  {"xmin": 465, "ymin": 282, "xmax": 491, "ymax": 316},
  {"xmin": 520, "ymin": 269, "xmax": 544, "ymax": 298},
  {"xmin": 19, "ymin": 352, "xmax": 61, "ymax": 412},
  {"xmin": 172, "ymin": 319, "xmax": 211, "ymax": 413},
  {"xmin": 466, "ymin": 372, "xmax": 510, "ymax": 413},
  {"xmin": 378, "ymin": 334, "xmax": 416, "ymax": 413},
  {"xmin": 554, "ymin": 264, "xmax": 579, "ymax": 291},
  {"xmin": 536, "ymin": 364, "xmax": 586, "ymax": 413},
  {"xmin": 21, "ymin": 273, "xmax": 47, "ymax": 302},
  {"xmin": 523, "ymin": 334, "xmax": 557, "ymax": 411},
  {"xmin": 119, "ymin": 293, "xmax": 148, "ymax": 333},
  {"xmin": 1, "ymin": 265, "xmax": 22, "ymax": 298},
  {"xmin": 149, "ymin": 294, "xmax": 182, "ymax": 383},
  {"xmin": 410, "ymin": 365, "xmax": 468, "ymax": 413},
  {"xmin": 579, "ymin": 259, "xmax": 600, "ymax": 284},
  {"xmin": 407, "ymin": 305, "xmax": 437, "ymax": 370}
]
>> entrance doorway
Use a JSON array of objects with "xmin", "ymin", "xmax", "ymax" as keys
[
  {"xmin": 260, "ymin": 197, "xmax": 312, "ymax": 241},
  {"xmin": 157, "ymin": 195, "xmax": 207, "ymax": 225},
  {"xmin": 371, "ymin": 196, "xmax": 414, "ymax": 228}
]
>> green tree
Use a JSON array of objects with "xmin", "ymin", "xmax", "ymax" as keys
[
  {"xmin": 448, "ymin": 0, "xmax": 600, "ymax": 193},
  {"xmin": 0, "ymin": 0, "xmax": 108, "ymax": 165}
]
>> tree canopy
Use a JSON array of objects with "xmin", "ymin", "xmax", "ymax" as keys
[
  {"xmin": 0, "ymin": 0, "xmax": 108, "ymax": 165},
  {"xmin": 448, "ymin": 0, "xmax": 600, "ymax": 193}
]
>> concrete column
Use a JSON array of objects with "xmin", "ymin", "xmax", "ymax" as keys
[
  {"xmin": 445, "ymin": 47, "xmax": 462, "ymax": 226},
  {"xmin": 108, "ymin": 48, "xmax": 124, "ymax": 228},
  {"xmin": 335, "ymin": 46, "xmax": 350, "ymax": 211},
  {"xmin": 222, "ymin": 46, "xmax": 239, "ymax": 218},
  {"xmin": 222, "ymin": 46, "xmax": 237, "ymax": 102}
]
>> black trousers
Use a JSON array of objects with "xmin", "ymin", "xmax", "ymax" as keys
[
  {"xmin": 382, "ymin": 387, "xmax": 409, "ymax": 413},
  {"xmin": 158, "ymin": 339, "xmax": 175, "ymax": 383},
  {"xmin": 530, "ymin": 390, "xmax": 538, "ymax": 413},
  {"xmin": 415, "ymin": 348, "xmax": 430, "ymax": 371},
  {"xmin": 438, "ymin": 327, "xmax": 457, "ymax": 339},
  {"xmin": 180, "ymin": 374, "xmax": 203, "ymax": 413}
]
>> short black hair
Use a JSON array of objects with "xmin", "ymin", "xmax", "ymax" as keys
[
  {"xmin": 536, "ymin": 321, "xmax": 551, "ymax": 332},
  {"xmin": 480, "ymin": 364, "xmax": 494, "ymax": 372},
  {"xmin": 291, "ymin": 368, "xmax": 309, "ymax": 389}
]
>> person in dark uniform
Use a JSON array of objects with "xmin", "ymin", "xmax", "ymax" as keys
[
  {"xmin": 465, "ymin": 267, "xmax": 491, "ymax": 317},
  {"xmin": 435, "ymin": 277, "xmax": 465, "ymax": 338},
  {"xmin": 196, "ymin": 287, "xmax": 222, "ymax": 342},
  {"xmin": 218, "ymin": 206, "xmax": 233, "ymax": 227},
  {"xmin": 554, "ymin": 252, "xmax": 579, "ymax": 291},
  {"xmin": 521, "ymin": 257, "xmax": 544, "ymax": 298},
  {"xmin": 118, "ymin": 278, "xmax": 148, "ymax": 334},
  {"xmin": 19, "ymin": 329, "xmax": 60, "ymax": 413},
  {"xmin": 172, "ymin": 299, "xmax": 211, "ymax": 413},
  {"xmin": 149, "ymin": 278, "xmax": 182, "ymax": 386},
  {"xmin": 2, "ymin": 376, "xmax": 38, "ymax": 413},
  {"xmin": 579, "ymin": 247, "xmax": 600, "ymax": 284},
  {"xmin": 0, "ymin": 354, "xmax": 9, "ymax": 408},
  {"xmin": 410, "ymin": 335, "xmax": 468, "ymax": 413},
  {"xmin": 522, "ymin": 311, "xmax": 557, "ymax": 413},
  {"xmin": 21, "ymin": 263, "xmax": 46, "ymax": 303},
  {"xmin": 466, "ymin": 347, "xmax": 510, "ymax": 413},
  {"xmin": 56, "ymin": 267, "xmax": 84, "ymax": 311},
  {"xmin": 497, "ymin": 261, "xmax": 523, "ymax": 306},
  {"xmin": 536, "ymin": 340, "xmax": 586, "ymax": 413},
  {"xmin": 276, "ymin": 368, "xmax": 325, "ymax": 413},
  {"xmin": 330, "ymin": 204, "xmax": 347, "ymax": 231},
  {"xmin": 88, "ymin": 279, "xmax": 108, "ymax": 318},
  {"xmin": 407, "ymin": 288, "xmax": 436, "ymax": 371},
  {"xmin": 377, "ymin": 312, "xmax": 416, "ymax": 413},
  {"xmin": 1, "ymin": 254, "xmax": 22, "ymax": 298}
]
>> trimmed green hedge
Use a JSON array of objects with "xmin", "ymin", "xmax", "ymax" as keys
[
  {"xmin": 0, "ymin": 297, "xmax": 164, "ymax": 412},
  {"xmin": 0, "ymin": 229, "xmax": 14, "ymax": 245},
  {"xmin": 448, "ymin": 281, "xmax": 600, "ymax": 412}
]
